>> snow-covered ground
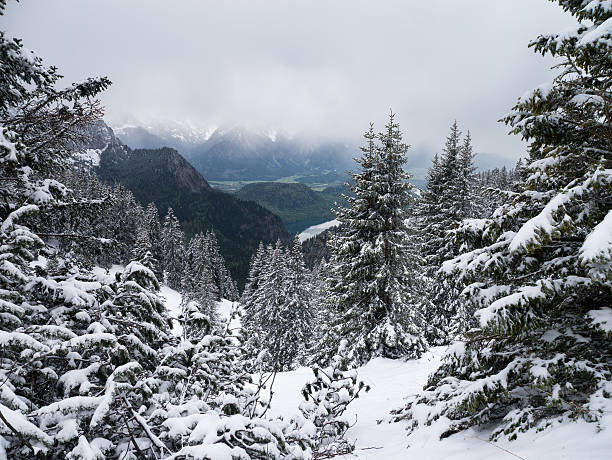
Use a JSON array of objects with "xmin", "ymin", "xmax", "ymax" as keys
[
  {"xmin": 160, "ymin": 285, "xmax": 242, "ymax": 337},
  {"xmin": 264, "ymin": 348, "xmax": 611, "ymax": 459},
  {"xmin": 159, "ymin": 291, "xmax": 612, "ymax": 459},
  {"xmin": 160, "ymin": 285, "xmax": 184, "ymax": 336},
  {"xmin": 298, "ymin": 219, "xmax": 340, "ymax": 242}
]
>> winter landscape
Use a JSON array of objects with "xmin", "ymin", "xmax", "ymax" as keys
[{"xmin": 1, "ymin": 0, "xmax": 611, "ymax": 459}]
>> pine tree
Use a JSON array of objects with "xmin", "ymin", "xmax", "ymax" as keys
[
  {"xmin": 132, "ymin": 228, "xmax": 158, "ymax": 273},
  {"xmin": 318, "ymin": 114, "xmax": 426, "ymax": 366},
  {"xmin": 162, "ymin": 207, "xmax": 185, "ymax": 289},
  {"xmin": 144, "ymin": 202, "xmax": 163, "ymax": 278},
  {"xmin": 414, "ymin": 122, "xmax": 480, "ymax": 344},
  {"xmin": 204, "ymin": 230, "xmax": 238, "ymax": 301},
  {"xmin": 394, "ymin": 0, "xmax": 612, "ymax": 440}
]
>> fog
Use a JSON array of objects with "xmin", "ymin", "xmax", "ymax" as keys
[{"xmin": 4, "ymin": 0, "xmax": 574, "ymax": 160}]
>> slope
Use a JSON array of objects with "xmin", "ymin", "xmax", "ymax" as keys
[
  {"xmin": 235, "ymin": 182, "xmax": 348, "ymax": 233},
  {"xmin": 84, "ymin": 121, "xmax": 290, "ymax": 289}
]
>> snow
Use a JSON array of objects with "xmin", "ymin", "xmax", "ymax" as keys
[
  {"xmin": 298, "ymin": 219, "xmax": 340, "ymax": 242},
  {"xmin": 0, "ymin": 128, "xmax": 19, "ymax": 162},
  {"xmin": 263, "ymin": 346, "xmax": 612, "ymax": 459},
  {"xmin": 579, "ymin": 16, "xmax": 612, "ymax": 46},
  {"xmin": 587, "ymin": 307, "xmax": 612, "ymax": 333},
  {"xmin": 580, "ymin": 210, "xmax": 612, "ymax": 280},
  {"xmin": 160, "ymin": 284, "xmax": 238, "ymax": 337},
  {"xmin": 160, "ymin": 285, "xmax": 184, "ymax": 337},
  {"xmin": 70, "ymin": 147, "xmax": 103, "ymax": 166}
]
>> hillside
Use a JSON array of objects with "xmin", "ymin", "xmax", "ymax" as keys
[
  {"xmin": 115, "ymin": 124, "xmax": 355, "ymax": 183},
  {"xmin": 235, "ymin": 182, "xmax": 349, "ymax": 233},
  {"xmin": 84, "ymin": 122, "xmax": 290, "ymax": 288}
]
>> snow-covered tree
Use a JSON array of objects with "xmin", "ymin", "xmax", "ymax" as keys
[
  {"xmin": 318, "ymin": 115, "xmax": 427, "ymax": 366},
  {"xmin": 414, "ymin": 122, "xmax": 481, "ymax": 344},
  {"xmin": 394, "ymin": 0, "xmax": 612, "ymax": 440},
  {"xmin": 300, "ymin": 342, "xmax": 369, "ymax": 458},
  {"xmin": 144, "ymin": 202, "xmax": 163, "ymax": 278},
  {"xmin": 204, "ymin": 230, "xmax": 239, "ymax": 301},
  {"xmin": 132, "ymin": 228, "xmax": 158, "ymax": 273},
  {"xmin": 0, "ymin": 8, "xmax": 113, "ymax": 455},
  {"xmin": 161, "ymin": 207, "xmax": 185, "ymax": 289},
  {"xmin": 242, "ymin": 238, "xmax": 315, "ymax": 371}
]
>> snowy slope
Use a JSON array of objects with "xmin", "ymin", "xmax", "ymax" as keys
[
  {"xmin": 157, "ymin": 290, "xmax": 612, "ymax": 459},
  {"xmin": 160, "ymin": 285, "xmax": 241, "ymax": 337},
  {"xmin": 298, "ymin": 219, "xmax": 340, "ymax": 242},
  {"xmin": 265, "ymin": 347, "xmax": 611, "ymax": 459}
]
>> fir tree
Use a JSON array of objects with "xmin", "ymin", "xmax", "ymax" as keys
[
  {"xmin": 394, "ymin": 0, "xmax": 612, "ymax": 440},
  {"xmin": 144, "ymin": 202, "xmax": 163, "ymax": 278},
  {"xmin": 161, "ymin": 207, "xmax": 185, "ymax": 289},
  {"xmin": 318, "ymin": 114, "xmax": 426, "ymax": 366}
]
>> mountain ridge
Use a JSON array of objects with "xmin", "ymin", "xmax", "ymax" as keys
[{"xmin": 75, "ymin": 121, "xmax": 290, "ymax": 288}]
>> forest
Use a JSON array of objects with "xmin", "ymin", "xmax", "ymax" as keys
[{"xmin": 0, "ymin": 0, "xmax": 610, "ymax": 459}]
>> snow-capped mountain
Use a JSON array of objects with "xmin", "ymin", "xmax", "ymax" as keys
[{"xmin": 110, "ymin": 120, "xmax": 355, "ymax": 182}]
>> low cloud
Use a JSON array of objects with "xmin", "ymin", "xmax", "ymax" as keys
[{"xmin": 5, "ymin": 0, "xmax": 574, "ymax": 161}]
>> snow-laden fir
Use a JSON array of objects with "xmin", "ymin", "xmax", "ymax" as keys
[{"xmin": 0, "ymin": 0, "xmax": 611, "ymax": 458}]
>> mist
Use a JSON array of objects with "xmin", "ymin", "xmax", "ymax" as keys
[{"xmin": 4, "ymin": 0, "xmax": 574, "ymax": 160}]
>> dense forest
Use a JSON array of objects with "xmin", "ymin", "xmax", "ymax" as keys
[{"xmin": 0, "ymin": 0, "xmax": 610, "ymax": 459}]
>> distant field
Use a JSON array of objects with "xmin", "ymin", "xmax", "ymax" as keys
[
  {"xmin": 209, "ymin": 168, "xmax": 426, "ymax": 193},
  {"xmin": 209, "ymin": 174, "xmax": 345, "ymax": 193}
]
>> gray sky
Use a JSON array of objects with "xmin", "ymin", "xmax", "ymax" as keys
[{"xmin": 4, "ymin": 0, "xmax": 574, "ymax": 161}]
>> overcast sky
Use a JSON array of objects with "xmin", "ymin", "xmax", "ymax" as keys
[{"xmin": 4, "ymin": 0, "xmax": 574, "ymax": 161}]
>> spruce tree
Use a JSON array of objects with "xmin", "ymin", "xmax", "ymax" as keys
[
  {"xmin": 414, "ymin": 122, "xmax": 480, "ymax": 344},
  {"xmin": 132, "ymin": 228, "xmax": 158, "ymax": 273},
  {"xmin": 204, "ymin": 230, "xmax": 238, "ymax": 301},
  {"xmin": 161, "ymin": 207, "xmax": 185, "ymax": 289},
  {"xmin": 395, "ymin": 0, "xmax": 612, "ymax": 440},
  {"xmin": 144, "ymin": 202, "xmax": 163, "ymax": 278},
  {"xmin": 319, "ymin": 114, "xmax": 426, "ymax": 366}
]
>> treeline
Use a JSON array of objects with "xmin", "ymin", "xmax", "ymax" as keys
[
  {"xmin": 241, "ymin": 0, "xmax": 612, "ymax": 446},
  {"xmin": 53, "ymin": 168, "xmax": 239, "ymax": 301},
  {"xmin": 0, "ymin": 9, "xmax": 369, "ymax": 458}
]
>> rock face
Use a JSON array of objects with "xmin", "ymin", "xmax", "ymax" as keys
[{"xmin": 74, "ymin": 121, "xmax": 290, "ymax": 289}]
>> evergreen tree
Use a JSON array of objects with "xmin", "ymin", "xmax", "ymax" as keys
[
  {"xmin": 255, "ymin": 240, "xmax": 296, "ymax": 371},
  {"xmin": 144, "ymin": 202, "xmax": 163, "ymax": 278},
  {"xmin": 283, "ymin": 237, "xmax": 316, "ymax": 365},
  {"xmin": 414, "ymin": 122, "xmax": 480, "ymax": 344},
  {"xmin": 394, "ymin": 0, "xmax": 612, "ymax": 440},
  {"xmin": 182, "ymin": 232, "xmax": 219, "ymax": 335},
  {"xmin": 204, "ymin": 230, "xmax": 239, "ymax": 301},
  {"xmin": 318, "ymin": 115, "xmax": 426, "ymax": 366},
  {"xmin": 131, "ymin": 228, "xmax": 158, "ymax": 272},
  {"xmin": 458, "ymin": 130, "xmax": 478, "ymax": 218},
  {"xmin": 241, "ymin": 242, "xmax": 266, "ymax": 304},
  {"xmin": 161, "ymin": 207, "xmax": 185, "ymax": 289}
]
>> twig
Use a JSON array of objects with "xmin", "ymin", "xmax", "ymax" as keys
[
  {"xmin": 468, "ymin": 435, "xmax": 526, "ymax": 460},
  {"xmin": 0, "ymin": 408, "xmax": 36, "ymax": 454}
]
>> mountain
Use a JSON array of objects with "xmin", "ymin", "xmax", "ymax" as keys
[
  {"xmin": 112, "ymin": 123, "xmax": 355, "ymax": 184},
  {"xmin": 235, "ymin": 182, "xmax": 349, "ymax": 233},
  {"xmin": 112, "ymin": 119, "xmax": 214, "ymax": 155},
  {"xmin": 77, "ymin": 121, "xmax": 290, "ymax": 288}
]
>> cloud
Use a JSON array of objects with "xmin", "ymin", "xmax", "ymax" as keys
[{"xmin": 4, "ymin": 0, "xmax": 574, "ymax": 160}]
